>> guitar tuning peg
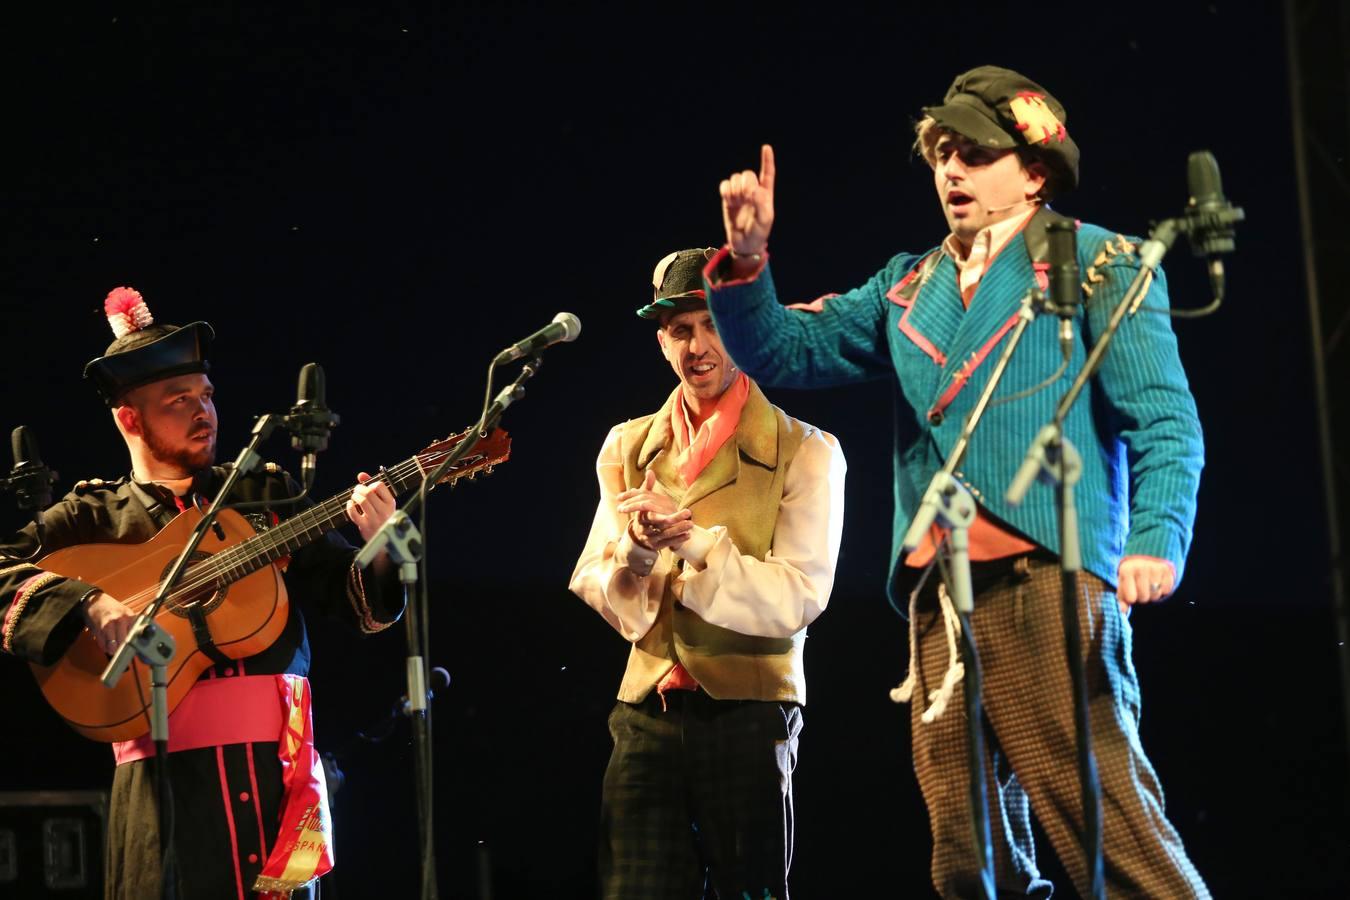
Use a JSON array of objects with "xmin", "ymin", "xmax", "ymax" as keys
[
  {"xmin": 465, "ymin": 471, "xmax": 477, "ymax": 481},
  {"xmin": 485, "ymin": 465, "xmax": 494, "ymax": 474}
]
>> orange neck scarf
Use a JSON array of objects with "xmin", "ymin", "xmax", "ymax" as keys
[{"xmin": 670, "ymin": 372, "xmax": 751, "ymax": 486}]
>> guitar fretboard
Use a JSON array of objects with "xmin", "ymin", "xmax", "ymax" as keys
[{"xmin": 171, "ymin": 454, "xmax": 428, "ymax": 599}]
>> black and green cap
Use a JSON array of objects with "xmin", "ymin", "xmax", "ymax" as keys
[
  {"xmin": 922, "ymin": 65, "xmax": 1079, "ymax": 196},
  {"xmin": 635, "ymin": 247, "xmax": 717, "ymax": 320}
]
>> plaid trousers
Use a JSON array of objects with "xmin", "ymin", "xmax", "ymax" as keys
[
  {"xmin": 599, "ymin": 690, "xmax": 802, "ymax": 900},
  {"xmin": 910, "ymin": 554, "xmax": 1210, "ymax": 899}
]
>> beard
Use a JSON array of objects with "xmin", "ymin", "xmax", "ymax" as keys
[{"xmin": 142, "ymin": 421, "xmax": 217, "ymax": 475}]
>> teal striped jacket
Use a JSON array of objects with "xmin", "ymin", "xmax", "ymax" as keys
[{"xmin": 704, "ymin": 221, "xmax": 1204, "ymax": 610}]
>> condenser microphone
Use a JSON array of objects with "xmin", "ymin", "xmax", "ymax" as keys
[
  {"xmin": 1183, "ymin": 151, "xmax": 1244, "ymax": 300},
  {"xmin": 8, "ymin": 425, "xmax": 55, "ymax": 511},
  {"xmin": 286, "ymin": 363, "xmax": 340, "ymax": 488},
  {"xmin": 493, "ymin": 313, "xmax": 581, "ymax": 365},
  {"xmin": 1046, "ymin": 219, "xmax": 1081, "ymax": 355}
]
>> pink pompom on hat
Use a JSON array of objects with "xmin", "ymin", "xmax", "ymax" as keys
[
  {"xmin": 103, "ymin": 286, "xmax": 156, "ymax": 338},
  {"xmin": 83, "ymin": 286, "xmax": 215, "ymax": 405}
]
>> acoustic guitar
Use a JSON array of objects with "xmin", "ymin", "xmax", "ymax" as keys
[{"xmin": 30, "ymin": 427, "xmax": 511, "ymax": 742}]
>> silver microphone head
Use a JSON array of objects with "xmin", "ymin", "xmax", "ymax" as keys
[{"xmin": 552, "ymin": 312, "xmax": 582, "ymax": 342}]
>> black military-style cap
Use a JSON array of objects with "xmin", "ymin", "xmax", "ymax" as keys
[
  {"xmin": 635, "ymin": 247, "xmax": 718, "ymax": 320},
  {"xmin": 83, "ymin": 287, "xmax": 214, "ymax": 405},
  {"xmin": 923, "ymin": 65, "xmax": 1080, "ymax": 196}
]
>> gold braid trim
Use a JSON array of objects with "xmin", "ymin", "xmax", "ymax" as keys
[
  {"xmin": 253, "ymin": 875, "xmax": 312, "ymax": 893},
  {"xmin": 1081, "ymin": 233, "xmax": 1141, "ymax": 302},
  {"xmin": 1128, "ymin": 270, "xmax": 1156, "ymax": 315},
  {"xmin": 3, "ymin": 571, "xmax": 61, "ymax": 654},
  {"xmin": 0, "ymin": 562, "xmax": 42, "ymax": 581},
  {"xmin": 346, "ymin": 562, "xmax": 392, "ymax": 634}
]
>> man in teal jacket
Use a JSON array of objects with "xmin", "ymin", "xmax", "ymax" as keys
[{"xmin": 705, "ymin": 66, "xmax": 1209, "ymax": 898}]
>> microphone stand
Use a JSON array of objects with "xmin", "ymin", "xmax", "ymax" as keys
[
  {"xmin": 1004, "ymin": 217, "xmax": 1193, "ymax": 900},
  {"xmin": 901, "ymin": 290, "xmax": 1045, "ymax": 900},
  {"xmin": 99, "ymin": 412, "xmax": 284, "ymax": 900},
  {"xmin": 353, "ymin": 355, "xmax": 542, "ymax": 900}
]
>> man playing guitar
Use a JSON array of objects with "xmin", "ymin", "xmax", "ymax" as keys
[{"xmin": 1, "ymin": 287, "xmax": 403, "ymax": 899}]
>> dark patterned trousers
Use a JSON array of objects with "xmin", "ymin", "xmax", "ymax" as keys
[
  {"xmin": 910, "ymin": 554, "xmax": 1210, "ymax": 899},
  {"xmin": 600, "ymin": 690, "xmax": 802, "ymax": 900}
]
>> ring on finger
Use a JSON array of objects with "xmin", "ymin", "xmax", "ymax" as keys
[{"xmin": 1149, "ymin": 582, "xmax": 1162, "ymax": 592}]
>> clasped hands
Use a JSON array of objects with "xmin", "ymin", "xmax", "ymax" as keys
[{"xmin": 618, "ymin": 470, "xmax": 692, "ymax": 553}]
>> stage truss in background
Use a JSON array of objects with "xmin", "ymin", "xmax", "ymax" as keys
[{"xmin": 1286, "ymin": 0, "xmax": 1350, "ymax": 773}]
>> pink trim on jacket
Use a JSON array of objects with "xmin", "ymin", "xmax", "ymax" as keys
[
  {"xmin": 926, "ymin": 311, "xmax": 1024, "ymax": 421},
  {"xmin": 885, "ymin": 264, "xmax": 948, "ymax": 367},
  {"xmin": 245, "ymin": 740, "xmax": 269, "ymax": 859},
  {"xmin": 702, "ymin": 244, "xmax": 769, "ymax": 288},
  {"xmin": 216, "ymin": 744, "xmax": 248, "ymax": 900},
  {"xmin": 785, "ymin": 292, "xmax": 840, "ymax": 313}
]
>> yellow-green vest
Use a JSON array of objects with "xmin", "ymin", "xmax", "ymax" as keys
[{"xmin": 615, "ymin": 382, "xmax": 811, "ymax": 704}]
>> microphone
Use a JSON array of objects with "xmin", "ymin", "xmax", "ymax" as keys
[
  {"xmin": 493, "ymin": 312, "xmax": 581, "ymax": 365},
  {"xmin": 353, "ymin": 666, "xmax": 452, "ymax": 742},
  {"xmin": 285, "ymin": 363, "xmax": 340, "ymax": 488},
  {"xmin": 400, "ymin": 666, "xmax": 451, "ymax": 716},
  {"xmin": 8, "ymin": 425, "xmax": 56, "ymax": 511},
  {"xmin": 982, "ymin": 199, "xmax": 1036, "ymax": 215},
  {"xmin": 1182, "ymin": 151, "xmax": 1244, "ymax": 300},
  {"xmin": 1046, "ymin": 219, "xmax": 1080, "ymax": 355}
]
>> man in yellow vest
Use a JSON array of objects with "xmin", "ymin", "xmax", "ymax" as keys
[{"xmin": 570, "ymin": 247, "xmax": 847, "ymax": 899}]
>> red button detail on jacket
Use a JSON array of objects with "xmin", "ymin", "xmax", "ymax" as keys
[
  {"xmin": 248, "ymin": 853, "xmax": 258, "ymax": 864},
  {"xmin": 223, "ymin": 668, "xmax": 235, "ymax": 677},
  {"xmin": 239, "ymin": 792, "xmax": 250, "ymax": 803}
]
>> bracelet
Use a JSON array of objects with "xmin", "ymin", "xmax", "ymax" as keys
[
  {"xmin": 729, "ymin": 247, "xmax": 765, "ymax": 262},
  {"xmin": 81, "ymin": 589, "xmax": 101, "ymax": 609}
]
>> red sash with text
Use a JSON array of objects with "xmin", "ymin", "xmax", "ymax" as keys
[{"xmin": 253, "ymin": 675, "xmax": 334, "ymax": 897}]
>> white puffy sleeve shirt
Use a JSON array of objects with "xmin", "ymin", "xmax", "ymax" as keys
[{"xmin": 568, "ymin": 424, "xmax": 846, "ymax": 642}]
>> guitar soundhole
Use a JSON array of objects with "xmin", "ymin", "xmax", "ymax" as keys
[{"xmin": 159, "ymin": 552, "xmax": 229, "ymax": 617}]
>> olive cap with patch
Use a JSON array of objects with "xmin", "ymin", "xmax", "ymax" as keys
[
  {"xmin": 636, "ymin": 247, "xmax": 718, "ymax": 320},
  {"xmin": 923, "ymin": 65, "xmax": 1079, "ymax": 196}
]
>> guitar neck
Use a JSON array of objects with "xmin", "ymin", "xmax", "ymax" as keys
[{"xmin": 193, "ymin": 456, "xmax": 426, "ymax": 589}]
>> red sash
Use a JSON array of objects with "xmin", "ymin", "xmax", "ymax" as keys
[
  {"xmin": 253, "ymin": 675, "xmax": 334, "ymax": 897},
  {"xmin": 111, "ymin": 674, "xmax": 284, "ymax": 764}
]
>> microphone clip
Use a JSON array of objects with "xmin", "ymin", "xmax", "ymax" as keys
[
  {"xmin": 1, "ymin": 462, "xmax": 57, "ymax": 512},
  {"xmin": 1031, "ymin": 287, "xmax": 1078, "ymax": 321},
  {"xmin": 1178, "ymin": 203, "xmax": 1245, "ymax": 258},
  {"xmin": 282, "ymin": 404, "xmax": 341, "ymax": 454}
]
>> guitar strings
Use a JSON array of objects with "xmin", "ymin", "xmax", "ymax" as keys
[
  {"xmin": 115, "ymin": 461, "xmax": 421, "ymax": 614},
  {"xmin": 115, "ymin": 435, "xmax": 502, "ymax": 615},
  {"xmin": 114, "ymin": 457, "xmax": 428, "ymax": 615}
]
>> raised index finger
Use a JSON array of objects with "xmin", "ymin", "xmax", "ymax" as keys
[{"xmin": 759, "ymin": 144, "xmax": 776, "ymax": 193}]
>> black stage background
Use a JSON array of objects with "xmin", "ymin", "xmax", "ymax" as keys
[{"xmin": 2, "ymin": 3, "xmax": 1347, "ymax": 897}]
